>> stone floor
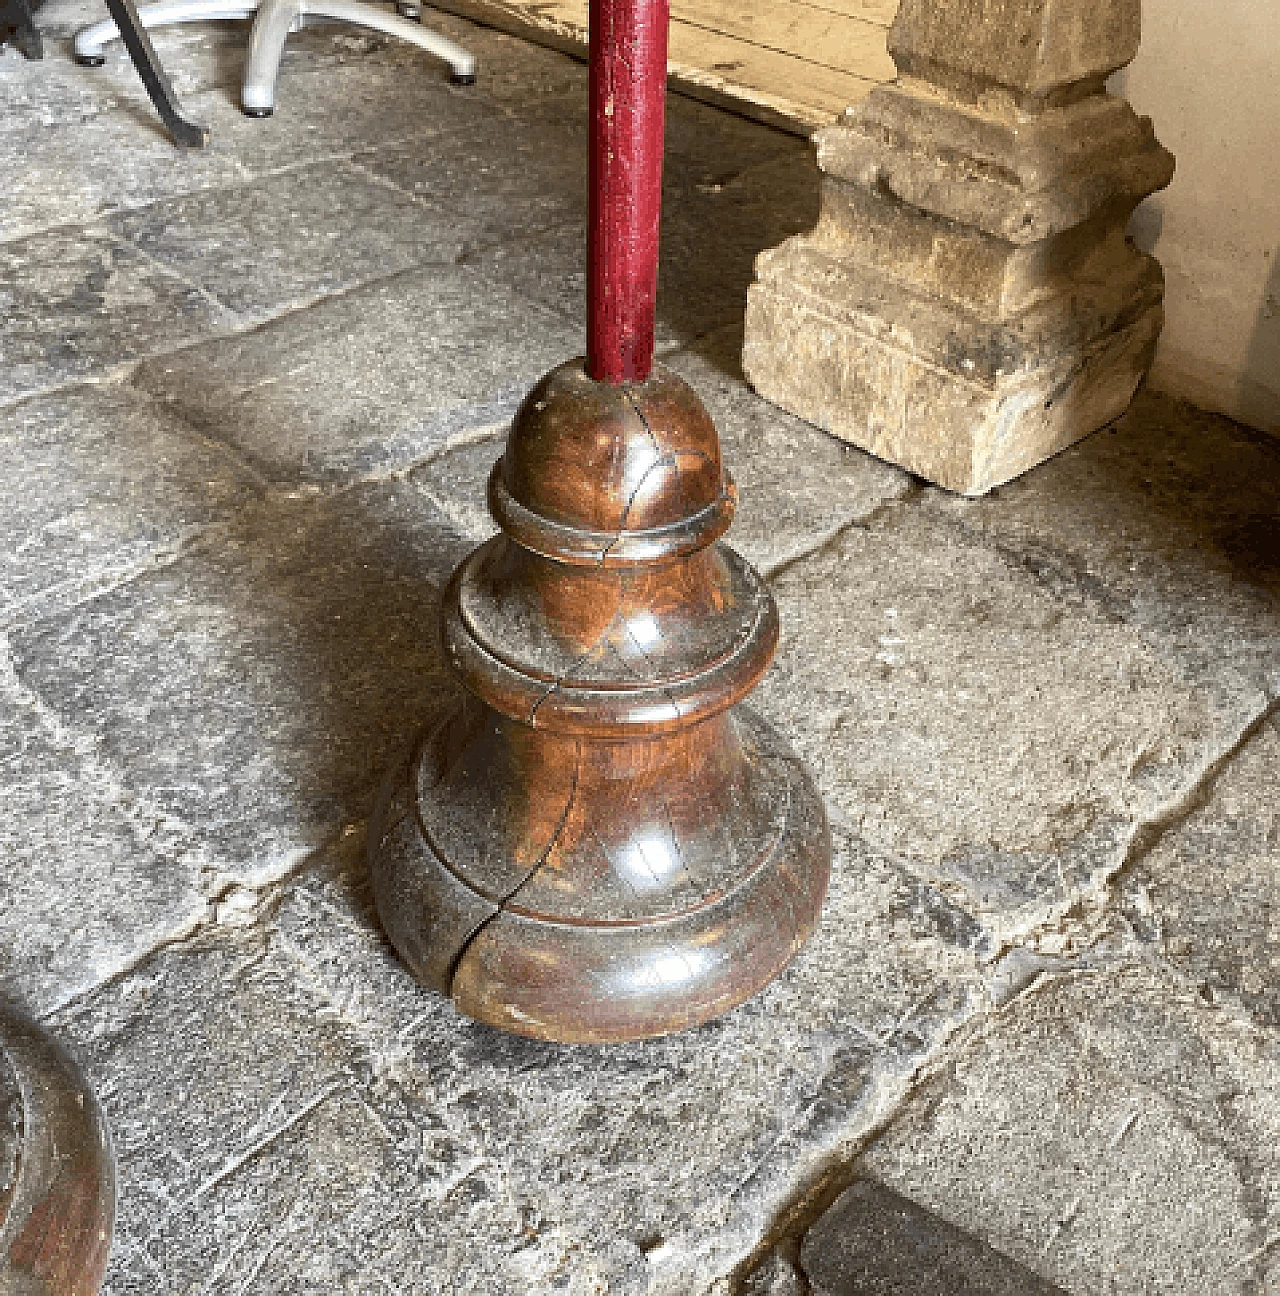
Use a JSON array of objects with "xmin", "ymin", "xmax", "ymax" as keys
[{"xmin": 2, "ymin": 11, "xmax": 1279, "ymax": 1296}]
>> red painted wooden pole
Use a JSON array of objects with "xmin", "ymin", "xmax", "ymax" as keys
[{"xmin": 587, "ymin": 0, "xmax": 670, "ymax": 383}]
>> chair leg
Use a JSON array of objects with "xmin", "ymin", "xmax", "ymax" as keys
[
  {"xmin": 297, "ymin": 0, "xmax": 475, "ymax": 82},
  {"xmin": 74, "ymin": 0, "xmax": 257, "ymax": 63},
  {"xmin": 240, "ymin": 0, "xmax": 301, "ymax": 114},
  {"xmin": 105, "ymin": 0, "xmax": 213, "ymax": 144}
]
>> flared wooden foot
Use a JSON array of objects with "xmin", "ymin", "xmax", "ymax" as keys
[{"xmin": 372, "ymin": 698, "xmax": 828, "ymax": 1042}]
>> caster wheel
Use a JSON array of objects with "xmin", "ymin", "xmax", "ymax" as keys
[
  {"xmin": 451, "ymin": 71, "xmax": 476, "ymax": 86},
  {"xmin": 242, "ymin": 105, "xmax": 274, "ymax": 118},
  {"xmin": 75, "ymin": 52, "xmax": 107, "ymax": 66}
]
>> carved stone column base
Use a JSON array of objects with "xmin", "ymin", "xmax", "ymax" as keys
[
  {"xmin": 744, "ymin": 0, "xmax": 1174, "ymax": 497},
  {"xmin": 370, "ymin": 361, "xmax": 831, "ymax": 1043},
  {"xmin": 745, "ymin": 237, "xmax": 1165, "ymax": 496}
]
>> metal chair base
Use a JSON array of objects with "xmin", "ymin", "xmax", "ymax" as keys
[{"xmin": 74, "ymin": 0, "xmax": 475, "ymax": 116}]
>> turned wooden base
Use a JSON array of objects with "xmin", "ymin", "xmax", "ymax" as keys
[
  {"xmin": 371, "ymin": 699, "xmax": 828, "ymax": 1042},
  {"xmin": 370, "ymin": 360, "xmax": 831, "ymax": 1042}
]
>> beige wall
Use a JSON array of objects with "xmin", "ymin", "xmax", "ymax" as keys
[{"xmin": 1111, "ymin": 0, "xmax": 1280, "ymax": 435}]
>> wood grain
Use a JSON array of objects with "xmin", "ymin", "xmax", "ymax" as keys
[{"xmin": 428, "ymin": 0, "xmax": 894, "ymax": 132}]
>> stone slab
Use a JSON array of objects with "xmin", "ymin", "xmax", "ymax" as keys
[
  {"xmin": 444, "ymin": 19, "xmax": 588, "ymax": 106},
  {"xmin": 108, "ymin": 160, "xmax": 466, "ymax": 320},
  {"xmin": 0, "ymin": 105, "xmax": 241, "ymax": 246},
  {"xmin": 0, "ymin": 648, "xmax": 207, "ymax": 1015},
  {"xmin": 918, "ymin": 387, "xmax": 1280, "ymax": 698},
  {"xmin": 2, "ymin": 5, "xmax": 786, "ymax": 261},
  {"xmin": 0, "ymin": 50, "xmax": 500, "ymax": 243},
  {"xmin": 0, "ymin": 226, "xmax": 230, "ymax": 407},
  {"xmin": 470, "ymin": 213, "xmax": 764, "ymax": 357},
  {"xmin": 862, "ymin": 963, "xmax": 1280, "ymax": 1295},
  {"xmin": 407, "ymin": 423, "xmax": 505, "ymax": 543},
  {"xmin": 661, "ymin": 92, "xmax": 802, "ymax": 191},
  {"xmin": 0, "ymin": 48, "xmax": 249, "ymax": 243},
  {"xmin": 133, "ymin": 263, "xmax": 580, "ymax": 484},
  {"xmin": 758, "ymin": 500, "xmax": 1267, "ymax": 949},
  {"xmin": 1118, "ymin": 714, "xmax": 1280, "ymax": 1030},
  {"xmin": 0, "ymin": 385, "xmax": 260, "ymax": 626},
  {"xmin": 800, "ymin": 1179, "xmax": 1067, "ymax": 1295},
  {"xmin": 463, "ymin": 221, "xmax": 586, "ymax": 336},
  {"xmin": 658, "ymin": 150, "xmax": 821, "ymax": 352},
  {"xmin": 426, "ymin": 90, "xmax": 798, "ymax": 271},
  {"xmin": 180, "ymin": 56, "xmax": 505, "ymax": 176},
  {"xmin": 0, "ymin": 43, "xmax": 134, "ymax": 128},
  {"xmin": 50, "ymin": 821, "xmax": 990, "ymax": 1295},
  {"xmin": 355, "ymin": 97, "xmax": 588, "ymax": 251},
  {"xmin": 6, "ymin": 483, "xmax": 467, "ymax": 888},
  {"xmin": 48, "ymin": 22, "xmax": 250, "ymax": 95},
  {"xmin": 55, "ymin": 907, "xmax": 532, "ymax": 1296},
  {"xmin": 280, "ymin": 11, "xmax": 590, "ymax": 108}
]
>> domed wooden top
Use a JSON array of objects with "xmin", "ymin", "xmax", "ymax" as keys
[{"xmin": 500, "ymin": 359, "xmax": 725, "ymax": 536}]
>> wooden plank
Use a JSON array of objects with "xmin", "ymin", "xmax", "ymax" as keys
[
  {"xmin": 426, "ymin": 0, "xmax": 887, "ymax": 133},
  {"xmin": 481, "ymin": 0, "xmax": 585, "ymax": 46},
  {"xmin": 673, "ymin": 0, "xmax": 895, "ymax": 80},
  {"xmin": 782, "ymin": 0, "xmax": 898, "ymax": 28},
  {"xmin": 667, "ymin": 20, "xmax": 879, "ymax": 120}
]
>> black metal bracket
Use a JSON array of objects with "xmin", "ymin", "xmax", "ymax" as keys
[{"xmin": 98, "ymin": 0, "xmax": 210, "ymax": 148}]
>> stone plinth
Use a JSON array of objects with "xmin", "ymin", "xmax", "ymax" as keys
[{"xmin": 743, "ymin": 0, "xmax": 1174, "ymax": 496}]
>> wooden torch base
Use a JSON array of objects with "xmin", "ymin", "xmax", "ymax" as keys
[{"xmin": 369, "ymin": 361, "xmax": 831, "ymax": 1043}]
